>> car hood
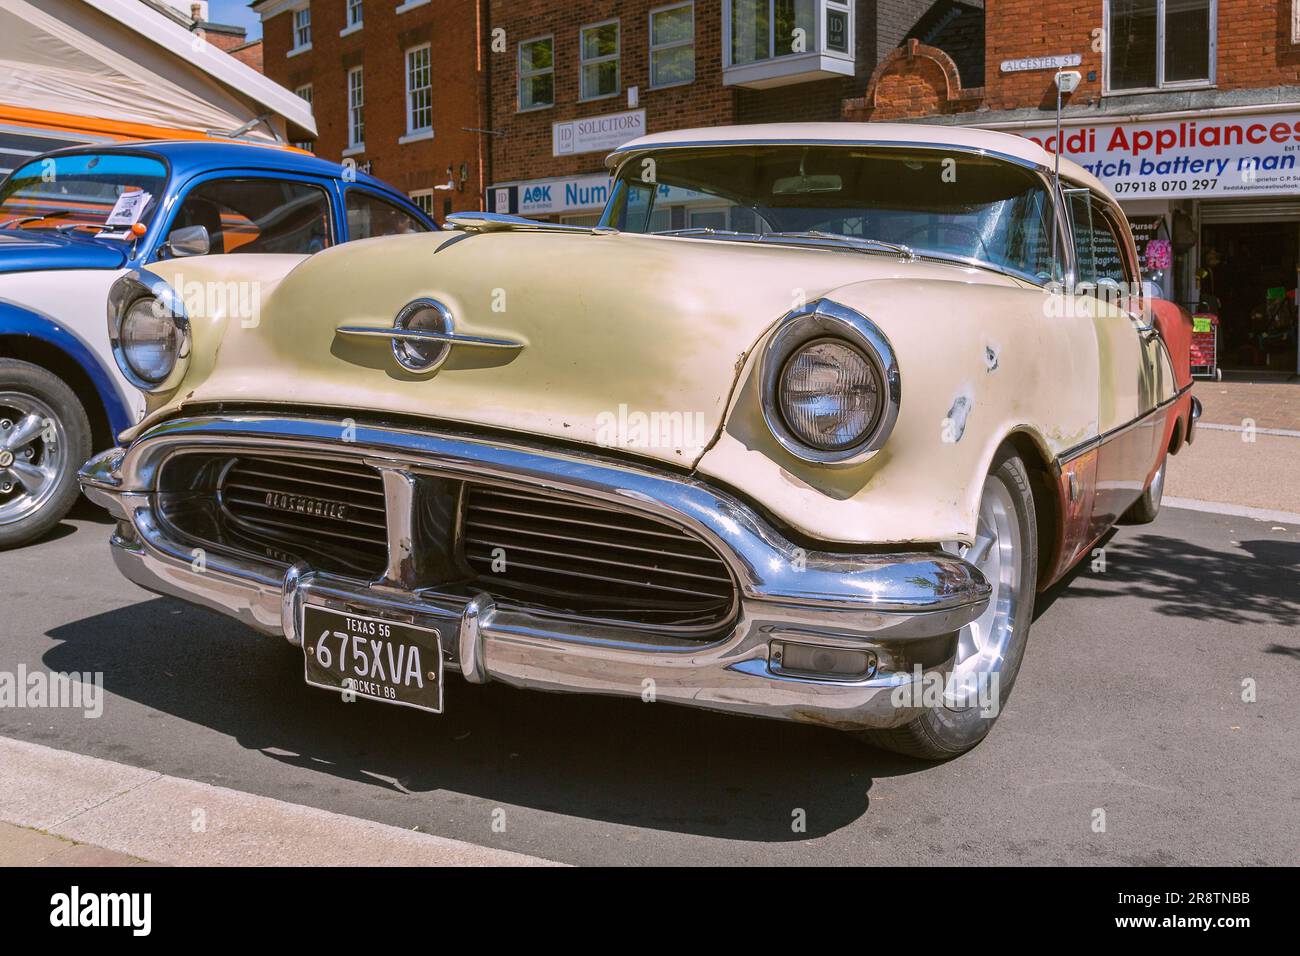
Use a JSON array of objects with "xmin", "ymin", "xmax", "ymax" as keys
[
  {"xmin": 0, "ymin": 229, "xmax": 128, "ymax": 273},
  {"xmin": 139, "ymin": 231, "xmax": 1021, "ymax": 468}
]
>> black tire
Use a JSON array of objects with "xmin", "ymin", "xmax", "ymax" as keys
[
  {"xmin": 1121, "ymin": 457, "xmax": 1165, "ymax": 525},
  {"xmin": 0, "ymin": 359, "xmax": 92, "ymax": 549},
  {"xmin": 857, "ymin": 449, "xmax": 1039, "ymax": 760}
]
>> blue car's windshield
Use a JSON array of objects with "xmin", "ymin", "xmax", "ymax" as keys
[{"xmin": 0, "ymin": 153, "xmax": 168, "ymax": 237}]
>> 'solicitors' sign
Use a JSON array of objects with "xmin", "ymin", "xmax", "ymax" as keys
[{"xmin": 1014, "ymin": 111, "xmax": 1300, "ymax": 199}]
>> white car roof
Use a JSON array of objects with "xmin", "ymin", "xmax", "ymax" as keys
[{"xmin": 607, "ymin": 122, "xmax": 1109, "ymax": 199}]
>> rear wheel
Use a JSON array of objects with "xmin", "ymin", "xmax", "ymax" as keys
[
  {"xmin": 858, "ymin": 449, "xmax": 1038, "ymax": 759},
  {"xmin": 1121, "ymin": 457, "xmax": 1165, "ymax": 525},
  {"xmin": 0, "ymin": 359, "xmax": 91, "ymax": 549}
]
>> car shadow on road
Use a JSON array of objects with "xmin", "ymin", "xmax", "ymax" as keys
[
  {"xmin": 43, "ymin": 598, "xmax": 936, "ymax": 841},
  {"xmin": 1040, "ymin": 532, "xmax": 1300, "ymax": 630}
]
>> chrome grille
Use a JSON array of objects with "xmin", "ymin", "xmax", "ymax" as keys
[
  {"xmin": 161, "ymin": 452, "xmax": 736, "ymax": 635},
  {"xmin": 218, "ymin": 455, "xmax": 388, "ymax": 578},
  {"xmin": 462, "ymin": 485, "xmax": 734, "ymax": 630}
]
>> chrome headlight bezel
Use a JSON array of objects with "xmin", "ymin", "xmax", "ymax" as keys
[
  {"xmin": 107, "ymin": 270, "xmax": 191, "ymax": 393},
  {"xmin": 759, "ymin": 298, "xmax": 901, "ymax": 466}
]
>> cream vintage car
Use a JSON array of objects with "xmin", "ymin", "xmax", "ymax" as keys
[{"xmin": 80, "ymin": 124, "xmax": 1199, "ymax": 758}]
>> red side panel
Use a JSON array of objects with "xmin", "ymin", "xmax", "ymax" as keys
[
  {"xmin": 1044, "ymin": 448, "xmax": 1098, "ymax": 588},
  {"xmin": 1149, "ymin": 297, "xmax": 1194, "ymax": 392}
]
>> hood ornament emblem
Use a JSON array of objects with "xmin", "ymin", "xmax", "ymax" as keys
[{"xmin": 336, "ymin": 297, "xmax": 524, "ymax": 373}]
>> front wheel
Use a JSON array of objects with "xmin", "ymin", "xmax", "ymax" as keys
[
  {"xmin": 858, "ymin": 449, "xmax": 1038, "ymax": 759},
  {"xmin": 0, "ymin": 359, "xmax": 92, "ymax": 549}
]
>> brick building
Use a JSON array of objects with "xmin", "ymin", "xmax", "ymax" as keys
[
  {"xmin": 253, "ymin": 0, "xmax": 488, "ymax": 220},
  {"xmin": 485, "ymin": 0, "xmax": 952, "ymax": 223},
  {"xmin": 846, "ymin": 0, "xmax": 1300, "ymax": 372}
]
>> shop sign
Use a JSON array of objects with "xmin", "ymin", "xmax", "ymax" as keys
[
  {"xmin": 553, "ymin": 110, "xmax": 646, "ymax": 156},
  {"xmin": 1013, "ymin": 112, "xmax": 1300, "ymax": 199}
]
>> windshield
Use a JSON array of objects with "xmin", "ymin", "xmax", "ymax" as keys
[
  {"xmin": 601, "ymin": 145, "xmax": 1062, "ymax": 283},
  {"xmin": 0, "ymin": 153, "xmax": 168, "ymax": 237}
]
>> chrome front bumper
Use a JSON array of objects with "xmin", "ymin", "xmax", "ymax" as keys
[{"xmin": 80, "ymin": 414, "xmax": 991, "ymax": 731}]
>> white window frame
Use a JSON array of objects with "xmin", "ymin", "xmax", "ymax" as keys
[
  {"xmin": 402, "ymin": 44, "xmax": 433, "ymax": 140},
  {"xmin": 409, "ymin": 189, "xmax": 434, "ymax": 218},
  {"xmin": 346, "ymin": 66, "xmax": 365, "ymax": 153},
  {"xmin": 294, "ymin": 83, "xmax": 313, "ymax": 105},
  {"xmin": 290, "ymin": 5, "xmax": 312, "ymax": 55},
  {"xmin": 1292, "ymin": 0, "xmax": 1299, "ymax": 44},
  {"xmin": 341, "ymin": 0, "xmax": 363, "ymax": 36},
  {"xmin": 517, "ymin": 35, "xmax": 555, "ymax": 111},
  {"xmin": 649, "ymin": 2, "xmax": 695, "ymax": 89},
  {"xmin": 1103, "ymin": 0, "xmax": 1217, "ymax": 95},
  {"xmin": 395, "ymin": 0, "xmax": 429, "ymax": 13},
  {"xmin": 579, "ymin": 19, "xmax": 621, "ymax": 102},
  {"xmin": 722, "ymin": 0, "xmax": 855, "ymax": 67}
]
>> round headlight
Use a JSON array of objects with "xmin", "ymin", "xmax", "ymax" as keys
[
  {"xmin": 778, "ymin": 339, "xmax": 882, "ymax": 450},
  {"xmin": 392, "ymin": 298, "xmax": 454, "ymax": 372},
  {"xmin": 121, "ymin": 296, "xmax": 181, "ymax": 384}
]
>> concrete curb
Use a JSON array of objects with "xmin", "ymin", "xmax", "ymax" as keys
[{"xmin": 0, "ymin": 735, "xmax": 562, "ymax": 867}]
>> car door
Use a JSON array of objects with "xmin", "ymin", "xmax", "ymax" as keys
[{"xmin": 1066, "ymin": 188, "xmax": 1162, "ymax": 534}]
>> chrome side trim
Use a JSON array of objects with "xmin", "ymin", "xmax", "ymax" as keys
[
  {"xmin": 335, "ymin": 327, "xmax": 525, "ymax": 350},
  {"xmin": 1186, "ymin": 395, "xmax": 1202, "ymax": 445},
  {"xmin": 1057, "ymin": 381, "xmax": 1194, "ymax": 466}
]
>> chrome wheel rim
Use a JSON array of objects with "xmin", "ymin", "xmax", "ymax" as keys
[
  {"xmin": 0, "ymin": 392, "xmax": 66, "ymax": 526},
  {"xmin": 946, "ymin": 475, "xmax": 1023, "ymax": 708}
]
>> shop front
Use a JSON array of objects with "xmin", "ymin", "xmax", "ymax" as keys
[
  {"xmin": 1005, "ymin": 109, "xmax": 1300, "ymax": 375},
  {"xmin": 489, "ymin": 172, "xmax": 734, "ymax": 230}
]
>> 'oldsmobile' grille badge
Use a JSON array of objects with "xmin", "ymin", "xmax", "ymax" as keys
[{"xmin": 264, "ymin": 491, "xmax": 350, "ymax": 522}]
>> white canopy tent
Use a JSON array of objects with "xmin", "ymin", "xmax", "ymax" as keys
[{"xmin": 0, "ymin": 0, "xmax": 314, "ymax": 148}]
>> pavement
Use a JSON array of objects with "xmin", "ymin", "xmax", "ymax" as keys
[{"xmin": 0, "ymin": 497, "xmax": 1296, "ymax": 866}]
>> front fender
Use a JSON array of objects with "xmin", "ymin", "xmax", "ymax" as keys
[
  {"xmin": 0, "ymin": 299, "xmax": 135, "ymax": 437},
  {"xmin": 696, "ymin": 275, "xmax": 1099, "ymax": 546}
]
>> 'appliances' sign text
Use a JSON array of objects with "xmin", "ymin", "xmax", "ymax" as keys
[{"xmin": 1014, "ymin": 112, "xmax": 1300, "ymax": 199}]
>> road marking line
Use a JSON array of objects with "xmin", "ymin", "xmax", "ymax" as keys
[
  {"xmin": 1165, "ymin": 497, "xmax": 1300, "ymax": 526},
  {"xmin": 1197, "ymin": 422, "xmax": 1300, "ymax": 438},
  {"xmin": 0, "ymin": 735, "xmax": 562, "ymax": 867}
]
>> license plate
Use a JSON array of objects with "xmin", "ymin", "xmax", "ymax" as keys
[{"xmin": 302, "ymin": 604, "xmax": 444, "ymax": 713}]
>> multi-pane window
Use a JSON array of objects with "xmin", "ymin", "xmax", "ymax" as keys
[
  {"xmin": 346, "ymin": 0, "xmax": 362, "ymax": 28},
  {"xmin": 292, "ymin": 6, "xmax": 311, "ymax": 49},
  {"xmin": 580, "ymin": 21, "xmax": 620, "ymax": 100},
  {"xmin": 409, "ymin": 190, "xmax": 434, "ymax": 218},
  {"xmin": 650, "ymin": 3, "xmax": 694, "ymax": 88},
  {"xmin": 1107, "ymin": 0, "xmax": 1215, "ymax": 91},
  {"xmin": 518, "ymin": 36, "xmax": 554, "ymax": 110},
  {"xmin": 294, "ymin": 84, "xmax": 313, "ymax": 105},
  {"xmin": 347, "ymin": 67, "xmax": 364, "ymax": 149},
  {"xmin": 406, "ymin": 45, "xmax": 432, "ymax": 135},
  {"xmin": 730, "ymin": 0, "xmax": 815, "ymax": 64}
]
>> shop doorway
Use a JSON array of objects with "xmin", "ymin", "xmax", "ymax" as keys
[{"xmin": 1198, "ymin": 219, "xmax": 1299, "ymax": 371}]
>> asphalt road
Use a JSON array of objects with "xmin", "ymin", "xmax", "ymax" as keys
[{"xmin": 1, "ymin": 501, "xmax": 1297, "ymax": 865}]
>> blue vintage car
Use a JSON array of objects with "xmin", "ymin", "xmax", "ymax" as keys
[{"xmin": 0, "ymin": 140, "xmax": 435, "ymax": 547}]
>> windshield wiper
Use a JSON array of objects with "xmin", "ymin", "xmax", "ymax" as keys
[
  {"xmin": 654, "ymin": 227, "xmax": 754, "ymax": 238},
  {"xmin": 761, "ymin": 231, "xmax": 917, "ymax": 262},
  {"xmin": 0, "ymin": 210, "xmax": 71, "ymax": 229}
]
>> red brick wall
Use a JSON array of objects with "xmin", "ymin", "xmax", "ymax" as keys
[
  {"xmin": 851, "ymin": 0, "xmax": 1300, "ymax": 119},
  {"xmin": 488, "ymin": 0, "xmax": 735, "ymax": 186},
  {"xmin": 259, "ymin": 0, "xmax": 485, "ymax": 214}
]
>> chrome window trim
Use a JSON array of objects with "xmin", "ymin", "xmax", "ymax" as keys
[
  {"xmin": 759, "ymin": 298, "xmax": 901, "ymax": 466},
  {"xmin": 106, "ymin": 269, "xmax": 192, "ymax": 393}
]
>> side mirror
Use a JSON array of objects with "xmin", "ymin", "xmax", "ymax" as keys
[{"xmin": 166, "ymin": 224, "xmax": 209, "ymax": 258}]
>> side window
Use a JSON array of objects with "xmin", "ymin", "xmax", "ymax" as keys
[
  {"xmin": 169, "ymin": 178, "xmax": 332, "ymax": 256},
  {"xmin": 345, "ymin": 190, "xmax": 431, "ymax": 239},
  {"xmin": 1069, "ymin": 191, "xmax": 1131, "ymax": 286}
]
